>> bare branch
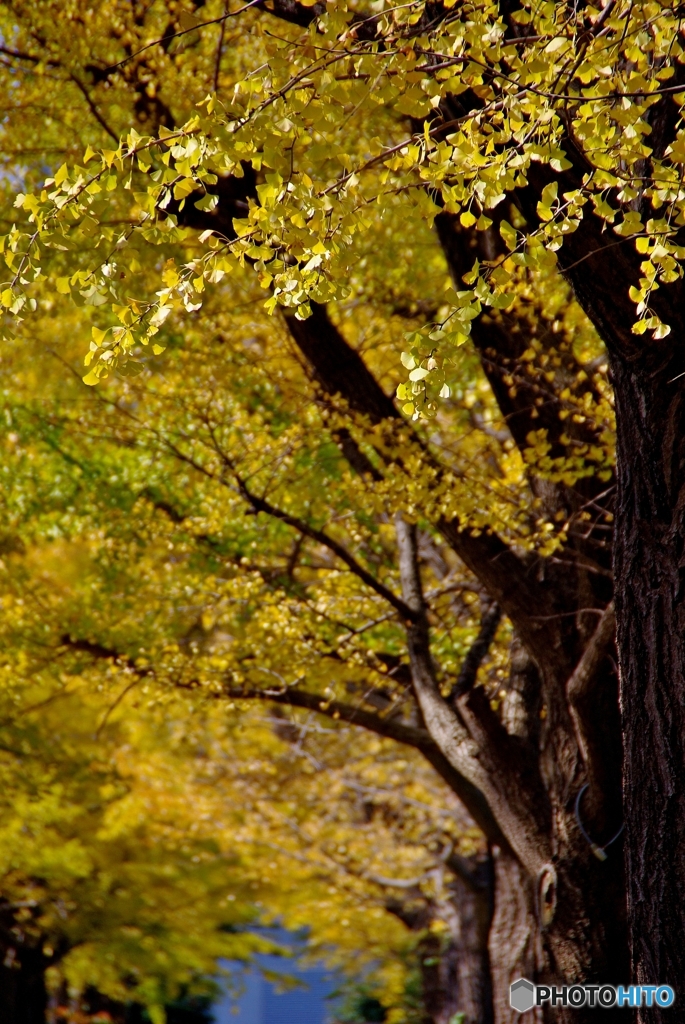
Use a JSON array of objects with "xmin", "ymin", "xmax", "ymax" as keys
[
  {"xmin": 566, "ymin": 601, "xmax": 616, "ymax": 769},
  {"xmin": 236, "ymin": 475, "xmax": 417, "ymax": 623},
  {"xmin": 449, "ymin": 602, "xmax": 502, "ymax": 703},
  {"xmin": 395, "ymin": 514, "xmax": 552, "ymax": 877},
  {"xmin": 69, "ymin": 73, "xmax": 119, "ymax": 142},
  {"xmin": 228, "ymin": 682, "xmax": 507, "ymax": 847},
  {"xmin": 229, "ymin": 683, "xmax": 432, "ymax": 748}
]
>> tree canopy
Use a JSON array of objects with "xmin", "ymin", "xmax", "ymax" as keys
[
  {"xmin": 4, "ymin": 0, "xmax": 684, "ymax": 370},
  {"xmin": 0, "ymin": 199, "xmax": 489, "ymax": 1024}
]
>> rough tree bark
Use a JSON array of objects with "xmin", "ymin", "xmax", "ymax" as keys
[
  {"xmin": 611, "ymin": 345, "xmax": 685, "ymax": 1013},
  {"xmin": 516, "ymin": 83, "xmax": 685, "ymax": 1008},
  {"xmin": 488, "ymin": 849, "xmax": 541, "ymax": 1024},
  {"xmin": 554, "ymin": 209, "xmax": 685, "ymax": 1018}
]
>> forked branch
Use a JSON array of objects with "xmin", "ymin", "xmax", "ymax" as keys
[
  {"xmin": 395, "ymin": 514, "xmax": 552, "ymax": 876},
  {"xmin": 566, "ymin": 601, "xmax": 616, "ymax": 771}
]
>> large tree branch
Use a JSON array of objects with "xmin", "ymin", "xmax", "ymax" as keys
[
  {"xmin": 394, "ymin": 514, "xmax": 551, "ymax": 877},
  {"xmin": 434, "ymin": 210, "xmax": 615, "ymax": 585},
  {"xmin": 566, "ymin": 601, "xmax": 616, "ymax": 781},
  {"xmin": 228, "ymin": 683, "xmax": 428, "ymax": 746},
  {"xmin": 448, "ymin": 601, "xmax": 502, "ymax": 703},
  {"xmin": 228, "ymin": 682, "xmax": 506, "ymax": 847},
  {"xmin": 57, "ymin": 630, "xmax": 505, "ymax": 845},
  {"xmin": 285, "ymin": 306, "xmax": 399, "ymax": 422}
]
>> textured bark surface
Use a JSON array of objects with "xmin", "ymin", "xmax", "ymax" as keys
[
  {"xmin": 490, "ymin": 843, "xmax": 630, "ymax": 1024},
  {"xmin": 544, "ymin": 141, "xmax": 685, "ymax": 1014},
  {"xmin": 611, "ymin": 342, "xmax": 685, "ymax": 1019},
  {"xmin": 489, "ymin": 848, "xmax": 542, "ymax": 1024}
]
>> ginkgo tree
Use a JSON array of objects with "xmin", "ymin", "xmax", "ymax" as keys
[
  {"xmin": 2, "ymin": 266, "xmax": 495, "ymax": 1024},
  {"xmin": 3, "ymin": 0, "xmax": 685, "ymax": 1021},
  {"xmin": 0, "ymin": 513, "xmax": 484, "ymax": 1024},
  {"xmin": 0, "ymin": 637, "xmax": 267, "ymax": 1021}
]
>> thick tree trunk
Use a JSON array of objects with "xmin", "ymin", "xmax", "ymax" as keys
[
  {"xmin": 489, "ymin": 813, "xmax": 628, "ymax": 1024},
  {"xmin": 611, "ymin": 342, "xmax": 685, "ymax": 1019},
  {"xmin": 540, "ymin": 146, "xmax": 685, "ymax": 1013},
  {"xmin": 489, "ymin": 848, "xmax": 542, "ymax": 1024},
  {"xmin": 417, "ymin": 869, "xmax": 493, "ymax": 1024}
]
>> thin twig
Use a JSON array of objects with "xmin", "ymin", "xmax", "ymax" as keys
[
  {"xmin": 100, "ymin": 0, "xmax": 264, "ymax": 73},
  {"xmin": 214, "ymin": 3, "xmax": 229, "ymax": 94}
]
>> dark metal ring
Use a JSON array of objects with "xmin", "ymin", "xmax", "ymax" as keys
[{"xmin": 574, "ymin": 784, "xmax": 624, "ymax": 862}]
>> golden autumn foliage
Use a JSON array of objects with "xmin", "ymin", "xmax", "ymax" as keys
[
  {"xmin": 0, "ymin": 252, "xmax": 487, "ymax": 1023},
  {"xmin": 5, "ymin": 1, "xmax": 685, "ymax": 1021}
]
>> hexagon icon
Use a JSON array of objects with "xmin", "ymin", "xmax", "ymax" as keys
[{"xmin": 510, "ymin": 978, "xmax": 535, "ymax": 1013}]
